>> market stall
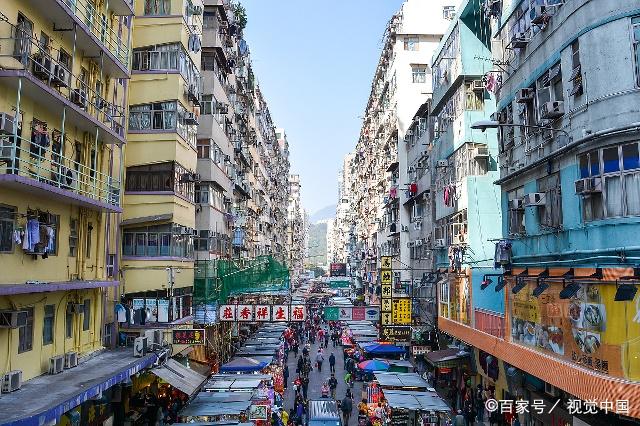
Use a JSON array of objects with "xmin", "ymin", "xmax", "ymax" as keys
[
  {"xmin": 387, "ymin": 359, "xmax": 414, "ymax": 373},
  {"xmin": 382, "ymin": 389, "xmax": 450, "ymax": 426},
  {"xmin": 373, "ymin": 372, "xmax": 431, "ymax": 391},
  {"xmin": 361, "ymin": 343, "xmax": 407, "ymax": 357},
  {"xmin": 177, "ymin": 399, "xmax": 252, "ymax": 424},
  {"xmin": 219, "ymin": 356, "xmax": 273, "ymax": 373}
]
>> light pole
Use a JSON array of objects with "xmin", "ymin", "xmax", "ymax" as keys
[{"xmin": 470, "ymin": 119, "xmax": 570, "ymax": 137}]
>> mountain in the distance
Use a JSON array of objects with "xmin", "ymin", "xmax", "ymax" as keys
[{"xmin": 310, "ymin": 204, "xmax": 336, "ymax": 224}]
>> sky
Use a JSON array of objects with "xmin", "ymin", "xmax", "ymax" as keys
[{"xmin": 242, "ymin": 0, "xmax": 404, "ymax": 215}]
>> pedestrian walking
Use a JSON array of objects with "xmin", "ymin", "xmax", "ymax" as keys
[
  {"xmin": 324, "ymin": 332, "xmax": 329, "ymax": 348},
  {"xmin": 297, "ymin": 356, "xmax": 303, "ymax": 374},
  {"xmin": 321, "ymin": 381, "xmax": 330, "ymax": 398},
  {"xmin": 315, "ymin": 349, "xmax": 324, "ymax": 372},
  {"xmin": 328, "ymin": 374, "xmax": 338, "ymax": 399},
  {"xmin": 344, "ymin": 371, "xmax": 353, "ymax": 388},
  {"xmin": 329, "ymin": 352, "xmax": 336, "ymax": 373},
  {"xmin": 454, "ymin": 410, "xmax": 465, "ymax": 426},
  {"xmin": 283, "ymin": 365, "xmax": 289, "ymax": 389},
  {"xmin": 292, "ymin": 340, "xmax": 299, "ymax": 358},
  {"xmin": 340, "ymin": 394, "xmax": 353, "ymax": 425},
  {"xmin": 301, "ymin": 376, "xmax": 309, "ymax": 400}
]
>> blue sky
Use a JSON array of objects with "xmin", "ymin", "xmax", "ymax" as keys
[{"xmin": 242, "ymin": 0, "xmax": 404, "ymax": 215}]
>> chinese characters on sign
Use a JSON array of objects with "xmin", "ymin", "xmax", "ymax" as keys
[
  {"xmin": 329, "ymin": 262, "xmax": 347, "ymax": 277},
  {"xmin": 273, "ymin": 305, "xmax": 289, "ymax": 322},
  {"xmin": 219, "ymin": 305, "xmax": 306, "ymax": 322},
  {"xmin": 237, "ymin": 305, "xmax": 253, "ymax": 322},
  {"xmin": 380, "ymin": 326, "xmax": 411, "ymax": 341},
  {"xmin": 391, "ymin": 298, "xmax": 412, "ymax": 325},
  {"xmin": 291, "ymin": 305, "xmax": 306, "ymax": 321},
  {"xmin": 172, "ymin": 329, "xmax": 205, "ymax": 345},
  {"xmin": 220, "ymin": 304, "xmax": 236, "ymax": 321},
  {"xmin": 255, "ymin": 305, "xmax": 271, "ymax": 321},
  {"xmin": 484, "ymin": 398, "xmax": 629, "ymax": 416}
]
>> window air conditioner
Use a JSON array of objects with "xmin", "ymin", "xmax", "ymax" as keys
[
  {"xmin": 524, "ymin": 192, "xmax": 546, "ymax": 206},
  {"xmin": 49, "ymin": 355, "xmax": 65, "ymax": 375},
  {"xmin": 473, "ymin": 146, "xmax": 490, "ymax": 158},
  {"xmin": 540, "ymin": 101, "xmax": 564, "ymax": 119},
  {"xmin": 407, "ymin": 241, "xmax": 415, "ymax": 248},
  {"xmin": 434, "ymin": 238, "xmax": 447, "ymax": 248},
  {"xmin": 52, "ymin": 167, "xmax": 78, "ymax": 190},
  {"xmin": 0, "ymin": 112, "xmax": 15, "ymax": 135},
  {"xmin": 32, "ymin": 54, "xmax": 52, "ymax": 80},
  {"xmin": 52, "ymin": 64, "xmax": 70, "ymax": 88},
  {"xmin": 71, "ymin": 89, "xmax": 88, "ymax": 109},
  {"xmin": 133, "ymin": 336, "xmax": 148, "ymax": 357},
  {"xmin": 472, "ymin": 80, "xmax": 484, "ymax": 92},
  {"xmin": 436, "ymin": 160, "xmax": 448, "ymax": 168},
  {"xmin": 509, "ymin": 198, "xmax": 524, "ymax": 210},
  {"xmin": 184, "ymin": 112, "xmax": 198, "ymax": 125},
  {"xmin": 515, "ymin": 88, "xmax": 535, "ymax": 103},
  {"xmin": 575, "ymin": 177, "xmax": 602, "ymax": 194},
  {"xmin": 415, "ymin": 239, "xmax": 423, "ymax": 247},
  {"xmin": 1, "ymin": 370, "xmax": 22, "ymax": 393},
  {"xmin": 0, "ymin": 310, "xmax": 28, "ymax": 328},
  {"xmin": 401, "ymin": 225, "xmax": 409, "ymax": 232},
  {"xmin": 64, "ymin": 351, "xmax": 78, "ymax": 369},
  {"xmin": 509, "ymin": 32, "xmax": 530, "ymax": 49},
  {"xmin": 414, "ymin": 221, "xmax": 422, "ymax": 231}
]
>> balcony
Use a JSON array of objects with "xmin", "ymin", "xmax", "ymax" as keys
[
  {"xmin": 0, "ymin": 28, "xmax": 126, "ymax": 145},
  {"xmin": 0, "ymin": 134, "xmax": 121, "ymax": 212},
  {"xmin": 29, "ymin": 0, "xmax": 132, "ymax": 76}
]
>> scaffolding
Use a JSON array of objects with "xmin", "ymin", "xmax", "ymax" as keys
[{"xmin": 194, "ymin": 255, "xmax": 290, "ymax": 310}]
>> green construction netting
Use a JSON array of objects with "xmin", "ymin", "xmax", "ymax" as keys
[{"xmin": 194, "ymin": 256, "xmax": 290, "ymax": 304}]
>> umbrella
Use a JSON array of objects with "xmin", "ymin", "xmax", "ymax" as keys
[{"xmin": 358, "ymin": 359, "xmax": 390, "ymax": 372}]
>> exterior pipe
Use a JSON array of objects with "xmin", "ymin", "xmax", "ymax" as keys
[{"xmin": 495, "ymin": 122, "xmax": 640, "ymax": 185}]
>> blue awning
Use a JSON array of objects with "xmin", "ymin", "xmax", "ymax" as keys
[
  {"xmin": 219, "ymin": 356, "xmax": 271, "ymax": 373},
  {"xmin": 361, "ymin": 343, "xmax": 406, "ymax": 355}
]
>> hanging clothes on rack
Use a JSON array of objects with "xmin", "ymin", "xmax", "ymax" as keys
[{"xmin": 25, "ymin": 218, "xmax": 40, "ymax": 252}]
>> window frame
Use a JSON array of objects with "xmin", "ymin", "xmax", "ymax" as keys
[
  {"xmin": 18, "ymin": 307, "xmax": 34, "ymax": 353},
  {"xmin": 69, "ymin": 218, "xmax": 78, "ymax": 257},
  {"xmin": 144, "ymin": 0, "xmax": 171, "ymax": 15},
  {"xmin": 83, "ymin": 299, "xmax": 91, "ymax": 331},
  {"xmin": 507, "ymin": 187, "xmax": 526, "ymax": 235},
  {"xmin": 0, "ymin": 205, "xmax": 16, "ymax": 253},
  {"xmin": 633, "ymin": 17, "xmax": 640, "ymax": 87},
  {"xmin": 411, "ymin": 65, "xmax": 428, "ymax": 84},
  {"xmin": 404, "ymin": 36, "xmax": 419, "ymax": 51},
  {"xmin": 43, "ymin": 304, "xmax": 55, "ymax": 345}
]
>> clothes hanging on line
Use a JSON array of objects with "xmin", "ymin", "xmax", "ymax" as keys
[{"xmin": 494, "ymin": 240, "xmax": 512, "ymax": 268}]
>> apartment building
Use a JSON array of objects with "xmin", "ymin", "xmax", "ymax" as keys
[
  {"xmin": 0, "ymin": 0, "xmax": 140, "ymax": 424},
  {"xmin": 343, "ymin": 0, "xmax": 452, "ymax": 303},
  {"xmin": 436, "ymin": 0, "xmax": 640, "ymax": 422},
  {"xmin": 329, "ymin": 152, "xmax": 355, "ymax": 266},
  {"xmin": 287, "ymin": 173, "xmax": 305, "ymax": 285}
]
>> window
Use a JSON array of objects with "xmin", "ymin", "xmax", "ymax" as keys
[
  {"xmin": 201, "ymin": 95, "xmax": 215, "ymax": 115},
  {"xmin": 58, "ymin": 49, "xmax": 71, "ymax": 70},
  {"xmin": 125, "ymin": 161, "xmax": 195, "ymax": 201},
  {"xmin": 18, "ymin": 307, "xmax": 34, "ymax": 353},
  {"xmin": 443, "ymin": 5, "xmax": 456, "ymax": 20},
  {"xmin": 43, "ymin": 304, "xmax": 54, "ymax": 345},
  {"xmin": 0, "ymin": 205, "xmax": 16, "ymax": 252},
  {"xmin": 38, "ymin": 32, "xmax": 51, "ymax": 53},
  {"xmin": 464, "ymin": 82, "xmax": 484, "ymax": 110},
  {"xmin": 25, "ymin": 210, "xmax": 59, "ymax": 255},
  {"xmin": 83, "ymin": 299, "xmax": 91, "ymax": 331},
  {"xmin": 69, "ymin": 219, "xmax": 78, "ymax": 257},
  {"xmin": 144, "ymin": 0, "xmax": 170, "ymax": 15},
  {"xmin": 633, "ymin": 17, "xmax": 640, "ymax": 87},
  {"xmin": 123, "ymin": 224, "xmax": 194, "ymax": 258},
  {"xmin": 535, "ymin": 63, "xmax": 563, "ymax": 121},
  {"xmin": 411, "ymin": 65, "xmax": 428, "ymax": 83},
  {"xmin": 195, "ymin": 184, "xmax": 210, "ymax": 204},
  {"xmin": 66, "ymin": 310, "xmax": 73, "ymax": 339},
  {"xmin": 107, "ymin": 254, "xmax": 115, "ymax": 277},
  {"xmin": 569, "ymin": 40, "xmax": 583, "ymax": 96},
  {"xmin": 404, "ymin": 36, "xmax": 419, "ymax": 51},
  {"xmin": 538, "ymin": 174, "xmax": 562, "ymax": 229},
  {"xmin": 508, "ymin": 187, "xmax": 526, "ymax": 235},
  {"xmin": 578, "ymin": 143, "xmax": 640, "ymax": 220},
  {"xmin": 86, "ymin": 223, "xmax": 93, "ymax": 258},
  {"xmin": 129, "ymin": 101, "xmax": 197, "ymax": 146}
]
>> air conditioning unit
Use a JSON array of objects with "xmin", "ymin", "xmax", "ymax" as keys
[
  {"xmin": 216, "ymin": 102, "xmax": 229, "ymax": 114},
  {"xmin": 434, "ymin": 238, "xmax": 447, "ymax": 248},
  {"xmin": 67, "ymin": 303, "xmax": 85, "ymax": 315},
  {"xmin": 524, "ymin": 192, "xmax": 546, "ymax": 206},
  {"xmin": 0, "ymin": 310, "xmax": 28, "ymax": 328},
  {"xmin": 52, "ymin": 64, "xmax": 70, "ymax": 88},
  {"xmin": 540, "ymin": 101, "xmax": 564, "ymax": 119},
  {"xmin": 180, "ymin": 172, "xmax": 197, "ymax": 183},
  {"xmin": 64, "ymin": 351, "xmax": 78, "ymax": 369},
  {"xmin": 0, "ymin": 112, "xmax": 15, "ymax": 135},
  {"xmin": 94, "ymin": 96, "xmax": 108, "ymax": 110},
  {"xmin": 473, "ymin": 146, "xmax": 490, "ymax": 158},
  {"xmin": 436, "ymin": 160, "xmax": 448, "ymax": 168},
  {"xmin": 191, "ymin": 5, "xmax": 203, "ymax": 15},
  {"xmin": 49, "ymin": 355, "xmax": 65, "ymax": 375},
  {"xmin": 509, "ymin": 198, "xmax": 524, "ymax": 210},
  {"xmin": 184, "ymin": 112, "xmax": 198, "ymax": 125},
  {"xmin": 401, "ymin": 225, "xmax": 409, "ymax": 232},
  {"xmin": 515, "ymin": 88, "xmax": 535, "ymax": 103},
  {"xmin": 1, "ymin": 370, "xmax": 22, "ymax": 393},
  {"xmin": 472, "ymin": 80, "xmax": 484, "ymax": 92},
  {"xmin": 71, "ymin": 89, "xmax": 88, "ymax": 109},
  {"xmin": 509, "ymin": 32, "xmax": 530, "ymax": 49},
  {"xmin": 575, "ymin": 177, "xmax": 602, "ymax": 194},
  {"xmin": 415, "ymin": 239, "xmax": 423, "ymax": 247},
  {"xmin": 407, "ymin": 241, "xmax": 415, "ymax": 248},
  {"xmin": 414, "ymin": 221, "xmax": 422, "ymax": 231},
  {"xmin": 133, "ymin": 336, "xmax": 148, "ymax": 357},
  {"xmin": 53, "ymin": 166, "xmax": 78, "ymax": 190},
  {"xmin": 408, "ymin": 166, "xmax": 415, "ymax": 174},
  {"xmin": 33, "ymin": 54, "xmax": 53, "ymax": 79}
]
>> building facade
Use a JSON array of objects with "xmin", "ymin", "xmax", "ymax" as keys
[
  {"xmin": 287, "ymin": 173, "xmax": 305, "ymax": 285},
  {"xmin": 437, "ymin": 0, "xmax": 640, "ymax": 422}
]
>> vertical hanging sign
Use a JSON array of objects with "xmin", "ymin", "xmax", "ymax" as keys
[{"xmin": 380, "ymin": 256, "xmax": 393, "ymax": 333}]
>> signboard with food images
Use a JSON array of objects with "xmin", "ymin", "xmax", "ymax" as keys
[{"xmin": 508, "ymin": 280, "xmax": 640, "ymax": 378}]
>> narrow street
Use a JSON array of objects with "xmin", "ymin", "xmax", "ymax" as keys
[{"xmin": 282, "ymin": 335, "xmax": 364, "ymax": 425}]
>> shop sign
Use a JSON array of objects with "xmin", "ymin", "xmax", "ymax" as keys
[
  {"xmin": 381, "ymin": 256, "xmax": 392, "ymax": 269},
  {"xmin": 291, "ymin": 305, "xmax": 306, "ymax": 321},
  {"xmin": 380, "ymin": 326, "xmax": 411, "ymax": 342},
  {"xmin": 157, "ymin": 299, "xmax": 170, "ymax": 323},
  {"xmin": 330, "ymin": 262, "xmax": 347, "ymax": 277},
  {"xmin": 412, "ymin": 345, "xmax": 431, "ymax": 355},
  {"xmin": 219, "ymin": 304, "xmax": 237, "ymax": 321},
  {"xmin": 237, "ymin": 305, "xmax": 253, "ymax": 321},
  {"xmin": 248, "ymin": 404, "xmax": 268, "ymax": 420},
  {"xmin": 365, "ymin": 306, "xmax": 380, "ymax": 321},
  {"xmin": 338, "ymin": 307, "xmax": 352, "ymax": 320},
  {"xmin": 391, "ymin": 298, "xmax": 412, "ymax": 325},
  {"xmin": 381, "ymin": 270, "xmax": 393, "ymax": 284},
  {"xmin": 381, "ymin": 312, "xmax": 392, "ymax": 325},
  {"xmin": 255, "ymin": 305, "xmax": 271, "ymax": 321},
  {"xmin": 381, "ymin": 299, "xmax": 392, "ymax": 312},
  {"xmin": 273, "ymin": 305, "xmax": 289, "ymax": 322},
  {"xmin": 381, "ymin": 284, "xmax": 392, "ymax": 298},
  {"xmin": 172, "ymin": 329, "xmax": 205, "ymax": 345},
  {"xmin": 352, "ymin": 307, "xmax": 365, "ymax": 321},
  {"xmin": 324, "ymin": 306, "xmax": 339, "ymax": 321}
]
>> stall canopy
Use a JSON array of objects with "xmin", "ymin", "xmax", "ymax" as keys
[
  {"xmin": 179, "ymin": 400, "xmax": 252, "ymax": 417},
  {"xmin": 374, "ymin": 373, "xmax": 430, "ymax": 390},
  {"xmin": 219, "ymin": 356, "xmax": 272, "ymax": 373},
  {"xmin": 150, "ymin": 359, "xmax": 207, "ymax": 396},
  {"xmin": 425, "ymin": 348, "xmax": 470, "ymax": 368},
  {"xmin": 359, "ymin": 360, "xmax": 390, "ymax": 372},
  {"xmin": 192, "ymin": 391, "xmax": 252, "ymax": 403},
  {"xmin": 383, "ymin": 390, "xmax": 450, "ymax": 412},
  {"xmin": 361, "ymin": 343, "xmax": 406, "ymax": 355},
  {"xmin": 204, "ymin": 377, "xmax": 266, "ymax": 391}
]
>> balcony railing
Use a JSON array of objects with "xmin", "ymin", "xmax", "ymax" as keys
[
  {"xmin": 0, "ymin": 25, "xmax": 126, "ymax": 139},
  {"xmin": 0, "ymin": 134, "xmax": 121, "ymax": 208},
  {"xmin": 61, "ymin": 0, "xmax": 130, "ymax": 66}
]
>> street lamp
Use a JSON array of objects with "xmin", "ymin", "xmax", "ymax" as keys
[{"xmin": 471, "ymin": 120, "xmax": 570, "ymax": 137}]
